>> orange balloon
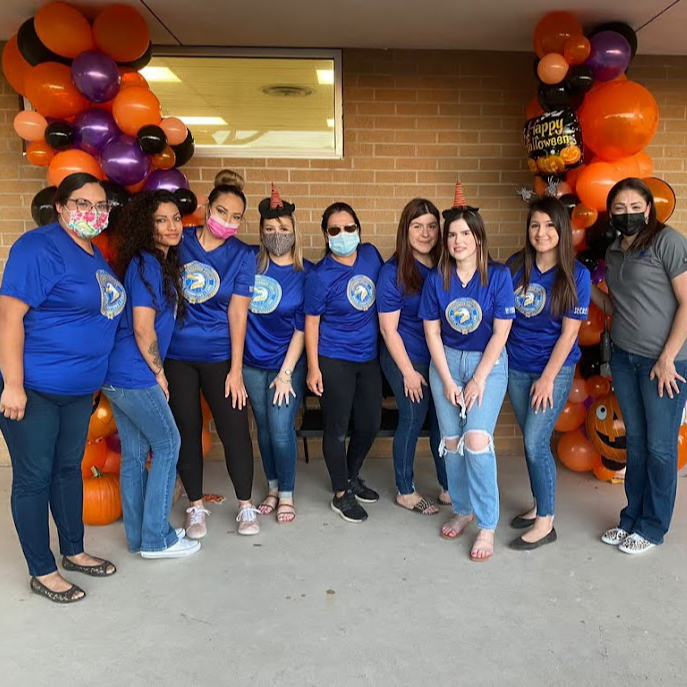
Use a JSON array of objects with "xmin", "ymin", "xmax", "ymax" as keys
[
  {"xmin": 634, "ymin": 151, "xmax": 654, "ymax": 178},
  {"xmin": 565, "ymin": 163, "xmax": 586, "ymax": 193},
  {"xmin": 88, "ymin": 395, "xmax": 117, "ymax": 441},
  {"xmin": 533, "ymin": 12, "xmax": 583, "ymax": 58},
  {"xmin": 200, "ymin": 393, "xmax": 213, "ymax": 425},
  {"xmin": 125, "ymin": 178, "xmax": 149, "ymax": 194},
  {"xmin": 572, "ymin": 226, "xmax": 586, "ymax": 249},
  {"xmin": 596, "ymin": 280, "xmax": 608, "ymax": 294},
  {"xmin": 13, "ymin": 111, "xmax": 48, "ymax": 142},
  {"xmin": 202, "ymin": 428, "xmax": 213, "ymax": 458},
  {"xmin": 119, "ymin": 68, "xmax": 149, "ymax": 90},
  {"xmin": 151, "ymin": 146, "xmax": 176, "ymax": 170},
  {"xmin": 81, "ymin": 439, "xmax": 108, "ymax": 478},
  {"xmin": 554, "ymin": 401, "xmax": 586, "ymax": 433},
  {"xmin": 611, "ymin": 155, "xmax": 641, "ymax": 180},
  {"xmin": 25, "ymin": 62, "xmax": 89, "ymax": 119},
  {"xmin": 48, "ymin": 150, "xmax": 104, "ymax": 188},
  {"xmin": 557, "ymin": 428, "xmax": 599, "ymax": 472},
  {"xmin": 93, "ymin": 4, "xmax": 150, "ymax": 63},
  {"xmin": 578, "ymin": 303, "xmax": 605, "ymax": 347},
  {"xmin": 93, "ymin": 232, "xmax": 115, "ymax": 263},
  {"xmin": 526, "ymin": 96, "xmax": 544, "ymax": 121},
  {"xmin": 555, "ymin": 181, "xmax": 572, "ymax": 197},
  {"xmin": 112, "ymin": 86, "xmax": 162, "ymax": 136},
  {"xmin": 34, "ymin": 2, "xmax": 95, "ymax": 58},
  {"xmin": 678, "ymin": 424, "xmax": 687, "ymax": 472},
  {"xmin": 571, "ymin": 203, "xmax": 598, "ymax": 229},
  {"xmin": 534, "ymin": 176, "xmax": 549, "ymax": 196},
  {"xmin": 26, "ymin": 141, "xmax": 55, "ymax": 167},
  {"xmin": 160, "ymin": 118, "xmax": 188, "ymax": 146},
  {"xmin": 576, "ymin": 162, "xmax": 622, "ymax": 212},
  {"xmin": 537, "ymin": 53, "xmax": 569, "ymax": 84},
  {"xmin": 644, "ymin": 177, "xmax": 676, "ymax": 223},
  {"xmin": 586, "ymin": 375, "xmax": 611, "ymax": 398},
  {"xmin": 568, "ymin": 377, "xmax": 588, "ymax": 404},
  {"xmin": 563, "ymin": 35, "xmax": 591, "ymax": 65},
  {"xmin": 579, "ymin": 81, "xmax": 659, "ymax": 160},
  {"xmin": 102, "ymin": 448, "xmax": 122, "ymax": 475},
  {"xmin": 2, "ymin": 35, "xmax": 32, "ymax": 96}
]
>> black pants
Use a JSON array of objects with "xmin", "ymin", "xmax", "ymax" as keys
[
  {"xmin": 165, "ymin": 359, "xmax": 253, "ymax": 502},
  {"xmin": 319, "ymin": 355, "xmax": 382, "ymax": 493}
]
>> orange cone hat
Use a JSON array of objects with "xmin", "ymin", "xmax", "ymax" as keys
[
  {"xmin": 259, "ymin": 183, "xmax": 296, "ymax": 218},
  {"xmin": 443, "ymin": 180, "xmax": 479, "ymax": 220},
  {"xmin": 270, "ymin": 183, "xmax": 284, "ymax": 209}
]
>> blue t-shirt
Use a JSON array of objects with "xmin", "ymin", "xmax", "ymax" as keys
[
  {"xmin": 377, "ymin": 257, "xmax": 432, "ymax": 365},
  {"xmin": 0, "ymin": 222, "xmax": 125, "ymax": 395},
  {"xmin": 105, "ymin": 252, "xmax": 177, "ymax": 389},
  {"xmin": 418, "ymin": 262, "xmax": 516, "ymax": 352},
  {"xmin": 244, "ymin": 254, "xmax": 312, "ymax": 371},
  {"xmin": 304, "ymin": 243, "xmax": 384, "ymax": 363},
  {"xmin": 167, "ymin": 228, "xmax": 255, "ymax": 363},
  {"xmin": 506, "ymin": 259, "xmax": 591, "ymax": 373}
]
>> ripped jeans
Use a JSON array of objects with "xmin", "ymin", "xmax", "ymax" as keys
[{"xmin": 429, "ymin": 347, "xmax": 508, "ymax": 530}]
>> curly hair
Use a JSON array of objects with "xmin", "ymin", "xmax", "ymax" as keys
[{"xmin": 110, "ymin": 190, "xmax": 186, "ymax": 321}]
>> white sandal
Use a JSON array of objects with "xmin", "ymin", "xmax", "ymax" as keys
[
  {"xmin": 601, "ymin": 527, "xmax": 629, "ymax": 546},
  {"xmin": 619, "ymin": 533, "xmax": 656, "ymax": 555}
]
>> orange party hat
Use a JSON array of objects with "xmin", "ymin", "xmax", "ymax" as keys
[{"xmin": 270, "ymin": 183, "xmax": 284, "ymax": 209}]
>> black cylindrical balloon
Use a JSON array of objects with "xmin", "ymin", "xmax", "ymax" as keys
[
  {"xmin": 589, "ymin": 22, "xmax": 638, "ymax": 59},
  {"xmin": 30, "ymin": 186, "xmax": 58, "ymax": 226},
  {"xmin": 101, "ymin": 181, "xmax": 131, "ymax": 226},
  {"xmin": 171, "ymin": 130, "xmax": 195, "ymax": 168},
  {"xmin": 576, "ymin": 248, "xmax": 599, "ymax": 273},
  {"xmin": 174, "ymin": 188, "xmax": 198, "ymax": 216},
  {"xmin": 537, "ymin": 83, "xmax": 584, "ymax": 112},
  {"xmin": 121, "ymin": 42, "xmax": 153, "ymax": 71},
  {"xmin": 45, "ymin": 122, "xmax": 75, "ymax": 150},
  {"xmin": 137, "ymin": 125, "xmax": 167, "ymax": 155},
  {"xmin": 558, "ymin": 193, "xmax": 579, "ymax": 215},
  {"xmin": 17, "ymin": 18, "xmax": 71, "ymax": 66},
  {"xmin": 586, "ymin": 213, "xmax": 618, "ymax": 259},
  {"xmin": 566, "ymin": 65, "xmax": 594, "ymax": 96}
]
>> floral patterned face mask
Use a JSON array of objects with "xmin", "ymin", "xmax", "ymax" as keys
[{"xmin": 64, "ymin": 208, "xmax": 109, "ymax": 239}]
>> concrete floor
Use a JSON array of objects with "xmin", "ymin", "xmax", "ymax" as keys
[{"xmin": 0, "ymin": 455, "xmax": 686, "ymax": 687}]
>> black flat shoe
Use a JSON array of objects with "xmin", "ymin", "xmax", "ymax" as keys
[
  {"xmin": 509, "ymin": 527, "xmax": 557, "ymax": 551},
  {"xmin": 62, "ymin": 556, "xmax": 116, "ymax": 577},
  {"xmin": 30, "ymin": 577, "xmax": 85, "ymax": 604},
  {"xmin": 510, "ymin": 514, "xmax": 536, "ymax": 529}
]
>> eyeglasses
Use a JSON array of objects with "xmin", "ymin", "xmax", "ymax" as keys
[
  {"xmin": 326, "ymin": 224, "xmax": 358, "ymax": 237},
  {"xmin": 67, "ymin": 198, "xmax": 111, "ymax": 213}
]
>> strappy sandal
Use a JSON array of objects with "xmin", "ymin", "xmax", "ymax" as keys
[
  {"xmin": 396, "ymin": 496, "xmax": 439, "ymax": 515},
  {"xmin": 258, "ymin": 494, "xmax": 279, "ymax": 515},
  {"xmin": 470, "ymin": 531, "xmax": 494, "ymax": 563},
  {"xmin": 276, "ymin": 502, "xmax": 296, "ymax": 524},
  {"xmin": 61, "ymin": 556, "xmax": 116, "ymax": 577},
  {"xmin": 30, "ymin": 576, "xmax": 85, "ymax": 604}
]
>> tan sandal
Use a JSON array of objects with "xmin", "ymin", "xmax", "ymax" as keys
[
  {"xmin": 470, "ymin": 531, "xmax": 494, "ymax": 563},
  {"xmin": 440, "ymin": 514, "xmax": 473, "ymax": 540},
  {"xmin": 276, "ymin": 502, "xmax": 296, "ymax": 524},
  {"xmin": 258, "ymin": 494, "xmax": 278, "ymax": 515}
]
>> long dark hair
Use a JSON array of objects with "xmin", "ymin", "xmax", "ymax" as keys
[
  {"xmin": 509, "ymin": 196, "xmax": 577, "ymax": 318},
  {"xmin": 394, "ymin": 198, "xmax": 441, "ymax": 295},
  {"xmin": 320, "ymin": 201, "xmax": 362, "ymax": 255},
  {"xmin": 110, "ymin": 190, "xmax": 186, "ymax": 321},
  {"xmin": 607, "ymin": 177, "xmax": 665, "ymax": 253},
  {"xmin": 439, "ymin": 209, "xmax": 489, "ymax": 290}
]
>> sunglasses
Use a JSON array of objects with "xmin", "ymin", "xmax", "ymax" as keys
[{"xmin": 326, "ymin": 224, "xmax": 358, "ymax": 237}]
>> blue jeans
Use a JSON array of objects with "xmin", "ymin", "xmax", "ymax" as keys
[
  {"xmin": 380, "ymin": 344, "xmax": 447, "ymax": 495},
  {"xmin": 508, "ymin": 365, "xmax": 575, "ymax": 517},
  {"xmin": 243, "ymin": 360, "xmax": 306, "ymax": 498},
  {"xmin": 429, "ymin": 347, "xmax": 508, "ymax": 530},
  {"xmin": 102, "ymin": 384, "xmax": 181, "ymax": 553},
  {"xmin": 0, "ymin": 379, "xmax": 91, "ymax": 576},
  {"xmin": 610, "ymin": 346, "xmax": 687, "ymax": 544}
]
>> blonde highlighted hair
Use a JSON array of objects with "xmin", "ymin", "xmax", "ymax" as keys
[{"xmin": 257, "ymin": 213, "xmax": 305, "ymax": 273}]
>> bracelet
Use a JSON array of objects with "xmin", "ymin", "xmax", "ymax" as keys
[
  {"xmin": 276, "ymin": 374, "xmax": 291, "ymax": 385},
  {"xmin": 471, "ymin": 376, "xmax": 485, "ymax": 390}
]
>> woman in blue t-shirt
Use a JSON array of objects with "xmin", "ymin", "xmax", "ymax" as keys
[
  {"xmin": 304, "ymin": 202, "xmax": 383, "ymax": 523},
  {"xmin": 244, "ymin": 186, "xmax": 309, "ymax": 524},
  {"xmin": 506, "ymin": 196, "xmax": 590, "ymax": 551},
  {"xmin": 419, "ymin": 182, "xmax": 514, "ymax": 562},
  {"xmin": 0, "ymin": 173, "xmax": 125, "ymax": 602},
  {"xmin": 165, "ymin": 182, "xmax": 257, "ymax": 538},
  {"xmin": 103, "ymin": 190, "xmax": 199, "ymax": 560},
  {"xmin": 378, "ymin": 198, "xmax": 449, "ymax": 515}
]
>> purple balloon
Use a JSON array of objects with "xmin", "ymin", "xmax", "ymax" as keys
[
  {"xmin": 101, "ymin": 135, "xmax": 150, "ymax": 186},
  {"xmin": 72, "ymin": 50, "xmax": 121, "ymax": 103},
  {"xmin": 144, "ymin": 169, "xmax": 190, "ymax": 193},
  {"xmin": 583, "ymin": 396, "xmax": 595, "ymax": 411},
  {"xmin": 591, "ymin": 260, "xmax": 606, "ymax": 285},
  {"xmin": 106, "ymin": 432, "xmax": 121, "ymax": 454},
  {"xmin": 585, "ymin": 31, "xmax": 631, "ymax": 82},
  {"xmin": 73, "ymin": 109, "xmax": 120, "ymax": 155}
]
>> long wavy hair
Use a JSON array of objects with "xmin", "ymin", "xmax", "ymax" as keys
[
  {"xmin": 509, "ymin": 196, "xmax": 578, "ymax": 318},
  {"xmin": 110, "ymin": 190, "xmax": 186, "ymax": 321}
]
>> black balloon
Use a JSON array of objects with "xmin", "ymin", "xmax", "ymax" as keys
[
  {"xmin": 524, "ymin": 109, "xmax": 584, "ymax": 176},
  {"xmin": 558, "ymin": 193, "xmax": 579, "ymax": 215},
  {"xmin": 565, "ymin": 65, "xmax": 594, "ymax": 95},
  {"xmin": 121, "ymin": 42, "xmax": 153, "ymax": 71},
  {"xmin": 537, "ymin": 82, "xmax": 584, "ymax": 112},
  {"xmin": 171, "ymin": 130, "xmax": 195, "ymax": 168},
  {"xmin": 45, "ymin": 122, "xmax": 75, "ymax": 150},
  {"xmin": 30, "ymin": 186, "xmax": 58, "ymax": 226},
  {"xmin": 174, "ymin": 188, "xmax": 198, "ymax": 216},
  {"xmin": 586, "ymin": 212, "xmax": 618, "ymax": 259},
  {"xmin": 576, "ymin": 249, "xmax": 599, "ymax": 273},
  {"xmin": 17, "ymin": 18, "xmax": 71, "ymax": 67},
  {"xmin": 533, "ymin": 56, "xmax": 541, "ymax": 78},
  {"xmin": 102, "ymin": 181, "xmax": 131, "ymax": 227},
  {"xmin": 579, "ymin": 345, "xmax": 602, "ymax": 379},
  {"xmin": 589, "ymin": 22, "xmax": 638, "ymax": 59},
  {"xmin": 137, "ymin": 125, "xmax": 167, "ymax": 154}
]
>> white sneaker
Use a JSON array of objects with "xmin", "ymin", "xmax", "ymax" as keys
[
  {"xmin": 601, "ymin": 527, "xmax": 629, "ymax": 546},
  {"xmin": 175, "ymin": 527, "xmax": 185, "ymax": 539},
  {"xmin": 141, "ymin": 537, "xmax": 201, "ymax": 559},
  {"xmin": 619, "ymin": 533, "xmax": 656, "ymax": 555},
  {"xmin": 185, "ymin": 506, "xmax": 210, "ymax": 540},
  {"xmin": 236, "ymin": 506, "xmax": 260, "ymax": 536}
]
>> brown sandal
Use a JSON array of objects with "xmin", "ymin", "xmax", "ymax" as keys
[
  {"xmin": 258, "ymin": 494, "xmax": 279, "ymax": 515},
  {"xmin": 276, "ymin": 502, "xmax": 296, "ymax": 524},
  {"xmin": 396, "ymin": 496, "xmax": 439, "ymax": 515}
]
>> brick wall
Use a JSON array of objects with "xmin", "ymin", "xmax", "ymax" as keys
[{"xmin": 1, "ymin": 48, "xmax": 687, "ymax": 466}]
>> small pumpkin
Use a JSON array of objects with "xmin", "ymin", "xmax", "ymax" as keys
[
  {"xmin": 83, "ymin": 467, "xmax": 122, "ymax": 526},
  {"xmin": 586, "ymin": 392, "xmax": 626, "ymax": 467}
]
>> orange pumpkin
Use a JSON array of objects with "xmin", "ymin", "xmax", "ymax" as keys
[
  {"xmin": 102, "ymin": 448, "xmax": 121, "ymax": 475},
  {"xmin": 586, "ymin": 392, "xmax": 626, "ymax": 467},
  {"xmin": 592, "ymin": 457, "xmax": 625, "ymax": 483},
  {"xmin": 81, "ymin": 439, "xmax": 108, "ymax": 478},
  {"xmin": 202, "ymin": 428, "xmax": 213, "ymax": 458},
  {"xmin": 88, "ymin": 394, "xmax": 117, "ymax": 440},
  {"xmin": 83, "ymin": 467, "xmax": 122, "ymax": 526}
]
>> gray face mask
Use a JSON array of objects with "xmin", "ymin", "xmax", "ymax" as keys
[{"xmin": 262, "ymin": 231, "xmax": 295, "ymax": 257}]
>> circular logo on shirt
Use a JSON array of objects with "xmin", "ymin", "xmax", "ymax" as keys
[
  {"xmin": 347, "ymin": 275, "xmax": 376, "ymax": 311},
  {"xmin": 182, "ymin": 261, "xmax": 220, "ymax": 304},
  {"xmin": 514, "ymin": 284, "xmax": 546, "ymax": 318},
  {"xmin": 445, "ymin": 298, "xmax": 482, "ymax": 334},
  {"xmin": 96, "ymin": 270, "xmax": 126, "ymax": 320},
  {"xmin": 250, "ymin": 275, "xmax": 282, "ymax": 314}
]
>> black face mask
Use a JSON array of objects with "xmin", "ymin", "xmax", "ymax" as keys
[{"xmin": 610, "ymin": 212, "xmax": 647, "ymax": 237}]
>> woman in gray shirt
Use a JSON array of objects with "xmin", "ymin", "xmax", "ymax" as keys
[{"xmin": 592, "ymin": 178, "xmax": 687, "ymax": 555}]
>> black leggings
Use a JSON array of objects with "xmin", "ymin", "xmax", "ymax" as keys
[
  {"xmin": 319, "ymin": 355, "xmax": 382, "ymax": 492},
  {"xmin": 165, "ymin": 358, "xmax": 253, "ymax": 502}
]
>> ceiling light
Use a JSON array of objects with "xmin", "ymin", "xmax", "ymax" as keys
[
  {"xmin": 178, "ymin": 116, "xmax": 228, "ymax": 126},
  {"xmin": 327, "ymin": 119, "xmax": 335, "ymax": 128},
  {"xmin": 262, "ymin": 85, "xmax": 314, "ymax": 98},
  {"xmin": 138, "ymin": 67, "xmax": 181, "ymax": 83},
  {"xmin": 317, "ymin": 69, "xmax": 334, "ymax": 85}
]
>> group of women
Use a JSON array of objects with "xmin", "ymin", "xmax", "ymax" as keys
[{"xmin": 1, "ymin": 168, "xmax": 685, "ymax": 604}]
